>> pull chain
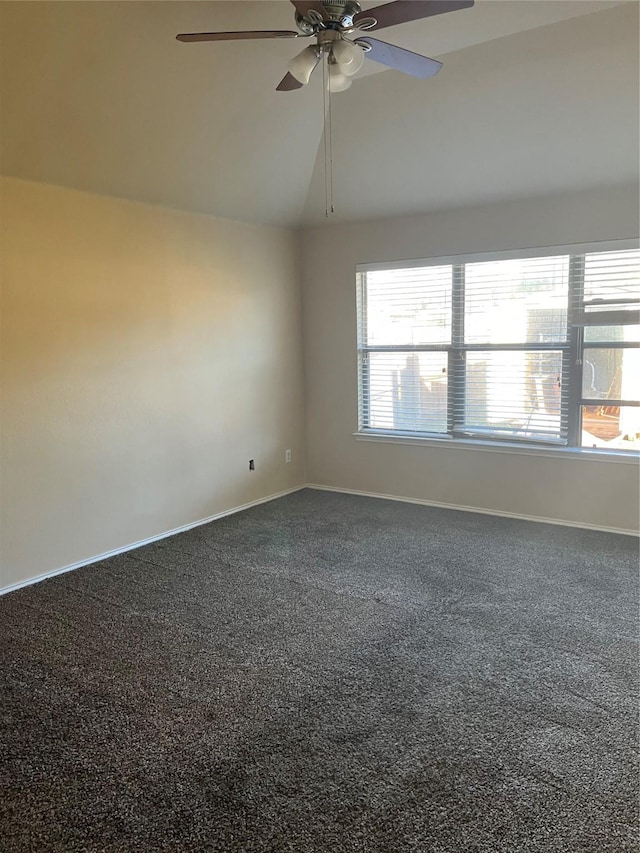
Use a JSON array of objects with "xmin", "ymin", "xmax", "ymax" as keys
[
  {"xmin": 322, "ymin": 53, "xmax": 329, "ymax": 217},
  {"xmin": 322, "ymin": 51, "xmax": 335, "ymax": 218},
  {"xmin": 328, "ymin": 57, "xmax": 334, "ymax": 215}
]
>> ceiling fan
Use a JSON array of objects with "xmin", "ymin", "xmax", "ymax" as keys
[{"xmin": 177, "ymin": 0, "xmax": 475, "ymax": 93}]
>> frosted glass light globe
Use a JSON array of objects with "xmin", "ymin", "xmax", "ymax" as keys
[
  {"xmin": 332, "ymin": 40, "xmax": 365, "ymax": 76},
  {"xmin": 288, "ymin": 46, "xmax": 319, "ymax": 84},
  {"xmin": 328, "ymin": 64, "xmax": 352, "ymax": 92}
]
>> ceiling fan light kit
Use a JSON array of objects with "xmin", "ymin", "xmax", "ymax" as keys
[{"xmin": 176, "ymin": 0, "xmax": 475, "ymax": 93}]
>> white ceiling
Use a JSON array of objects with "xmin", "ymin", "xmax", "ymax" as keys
[{"xmin": 1, "ymin": 1, "xmax": 637, "ymax": 227}]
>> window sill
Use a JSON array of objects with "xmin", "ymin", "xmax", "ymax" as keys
[{"xmin": 353, "ymin": 431, "xmax": 640, "ymax": 464}]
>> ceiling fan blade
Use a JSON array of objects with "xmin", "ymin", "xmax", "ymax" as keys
[
  {"xmin": 176, "ymin": 30, "xmax": 300, "ymax": 43},
  {"xmin": 276, "ymin": 72, "xmax": 304, "ymax": 91},
  {"xmin": 354, "ymin": 0, "xmax": 474, "ymax": 31},
  {"xmin": 289, "ymin": 1, "xmax": 327, "ymax": 18},
  {"xmin": 357, "ymin": 37, "xmax": 442, "ymax": 78}
]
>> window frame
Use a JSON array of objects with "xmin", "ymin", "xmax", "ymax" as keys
[{"xmin": 356, "ymin": 239, "xmax": 640, "ymax": 457}]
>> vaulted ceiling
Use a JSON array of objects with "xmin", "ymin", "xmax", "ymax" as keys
[{"xmin": 1, "ymin": 1, "xmax": 637, "ymax": 227}]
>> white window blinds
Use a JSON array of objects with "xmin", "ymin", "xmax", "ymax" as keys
[
  {"xmin": 358, "ymin": 266, "xmax": 451, "ymax": 434},
  {"xmin": 575, "ymin": 249, "xmax": 640, "ymax": 325},
  {"xmin": 358, "ymin": 244, "xmax": 640, "ymax": 452},
  {"xmin": 455, "ymin": 255, "xmax": 570, "ymax": 443}
]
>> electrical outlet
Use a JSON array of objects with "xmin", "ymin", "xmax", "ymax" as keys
[
  {"xmin": 249, "ymin": 459, "xmax": 255, "ymax": 471},
  {"xmin": 285, "ymin": 449, "xmax": 292, "ymax": 463}
]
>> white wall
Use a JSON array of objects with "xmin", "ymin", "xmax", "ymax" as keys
[
  {"xmin": 0, "ymin": 177, "xmax": 306, "ymax": 590},
  {"xmin": 302, "ymin": 3, "xmax": 639, "ymax": 224},
  {"xmin": 300, "ymin": 185, "xmax": 640, "ymax": 533}
]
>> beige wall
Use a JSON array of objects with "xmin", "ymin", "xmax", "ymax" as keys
[
  {"xmin": 2, "ymin": 178, "xmax": 638, "ymax": 594},
  {"xmin": 0, "ymin": 177, "xmax": 306, "ymax": 589},
  {"xmin": 300, "ymin": 185, "xmax": 640, "ymax": 534}
]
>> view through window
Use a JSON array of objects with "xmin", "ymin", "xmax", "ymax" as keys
[{"xmin": 357, "ymin": 247, "xmax": 640, "ymax": 452}]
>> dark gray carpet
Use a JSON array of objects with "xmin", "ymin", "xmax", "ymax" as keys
[{"xmin": 1, "ymin": 489, "xmax": 638, "ymax": 852}]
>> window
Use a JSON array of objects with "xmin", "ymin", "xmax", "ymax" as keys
[{"xmin": 357, "ymin": 245, "xmax": 640, "ymax": 453}]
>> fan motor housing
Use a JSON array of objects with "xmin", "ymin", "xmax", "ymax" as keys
[
  {"xmin": 323, "ymin": 1, "xmax": 362, "ymax": 23},
  {"xmin": 296, "ymin": 0, "xmax": 362, "ymax": 34}
]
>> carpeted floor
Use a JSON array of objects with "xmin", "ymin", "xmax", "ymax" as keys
[{"xmin": 1, "ymin": 488, "xmax": 638, "ymax": 852}]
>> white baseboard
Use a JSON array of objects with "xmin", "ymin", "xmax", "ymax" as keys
[
  {"xmin": 3, "ymin": 481, "xmax": 636, "ymax": 598},
  {"xmin": 306, "ymin": 484, "xmax": 640, "ymax": 537},
  {"xmin": 0, "ymin": 485, "xmax": 305, "ymax": 598}
]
